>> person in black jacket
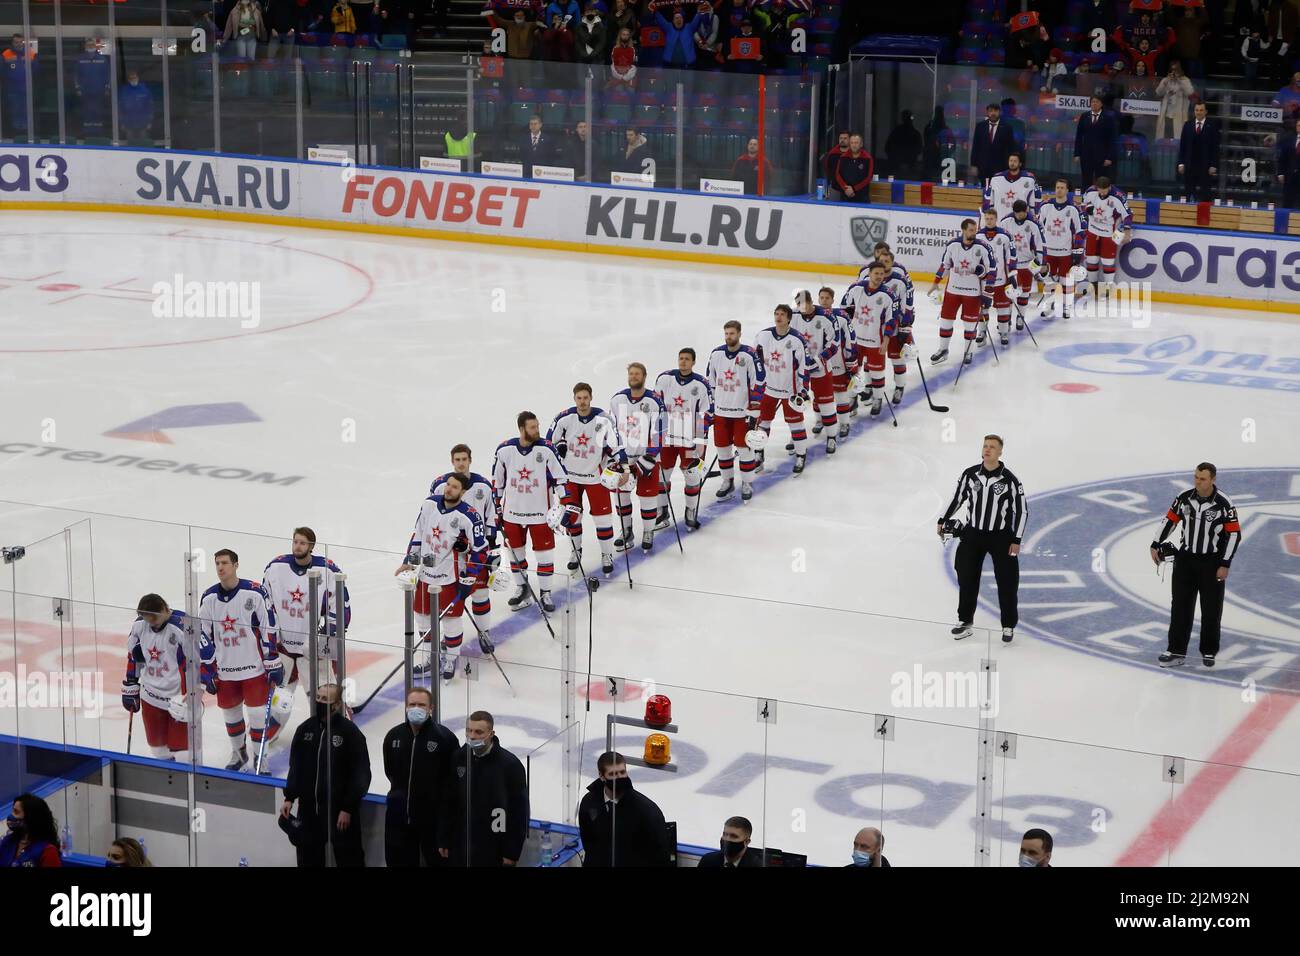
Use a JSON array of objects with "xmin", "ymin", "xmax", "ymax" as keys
[
  {"xmin": 382, "ymin": 685, "xmax": 459, "ymax": 867},
  {"xmin": 697, "ymin": 816, "xmax": 763, "ymax": 867},
  {"xmin": 577, "ymin": 752, "xmax": 672, "ymax": 867},
  {"xmin": 280, "ymin": 683, "xmax": 372, "ymax": 867},
  {"xmin": 438, "ymin": 711, "xmax": 529, "ymax": 867},
  {"xmin": 520, "ymin": 114, "xmax": 559, "ymax": 178},
  {"xmin": 1278, "ymin": 120, "xmax": 1300, "ymax": 210},
  {"xmin": 969, "ymin": 103, "xmax": 1017, "ymax": 184},
  {"xmin": 1177, "ymin": 102, "xmax": 1220, "ymax": 202},
  {"xmin": 846, "ymin": 826, "xmax": 891, "ymax": 868},
  {"xmin": 559, "ymin": 119, "xmax": 593, "ymax": 181},
  {"xmin": 1073, "ymin": 95, "xmax": 1118, "ymax": 191}
]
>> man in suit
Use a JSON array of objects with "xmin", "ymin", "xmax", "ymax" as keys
[
  {"xmin": 1278, "ymin": 119, "xmax": 1300, "ymax": 210},
  {"xmin": 520, "ymin": 114, "xmax": 557, "ymax": 178},
  {"xmin": 1178, "ymin": 102, "xmax": 1220, "ymax": 202},
  {"xmin": 1074, "ymin": 94, "xmax": 1119, "ymax": 190},
  {"xmin": 969, "ymin": 102, "xmax": 1016, "ymax": 184},
  {"xmin": 697, "ymin": 816, "xmax": 764, "ymax": 867}
]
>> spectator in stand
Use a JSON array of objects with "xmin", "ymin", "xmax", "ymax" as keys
[
  {"xmin": 520, "ymin": 114, "xmax": 559, "ymax": 177},
  {"xmin": 543, "ymin": 1, "xmax": 580, "ymax": 61},
  {"xmin": 1156, "ymin": 60, "xmax": 1194, "ymax": 139},
  {"xmin": 74, "ymin": 38, "xmax": 110, "ymax": 138},
  {"xmin": 0, "ymin": 794, "xmax": 62, "ymax": 867},
  {"xmin": 577, "ymin": 752, "xmax": 672, "ymax": 867},
  {"xmin": 1116, "ymin": 31, "xmax": 1173, "ymax": 77},
  {"xmin": 697, "ymin": 816, "xmax": 763, "ymax": 867},
  {"xmin": 504, "ymin": 8, "xmax": 543, "ymax": 58},
  {"xmin": 105, "ymin": 837, "xmax": 152, "ymax": 868},
  {"xmin": 922, "ymin": 106, "xmax": 953, "ymax": 180},
  {"xmin": 262, "ymin": 0, "xmax": 298, "ymax": 51},
  {"xmin": 821, "ymin": 130, "xmax": 849, "ymax": 198},
  {"xmin": 223, "ymin": 0, "xmax": 266, "ymax": 56},
  {"xmin": 618, "ymin": 125, "xmax": 652, "ymax": 175},
  {"xmin": 1127, "ymin": 60, "xmax": 1157, "ymax": 99},
  {"xmin": 1069, "ymin": 58, "xmax": 1106, "ymax": 99},
  {"xmin": 884, "ymin": 110, "xmax": 923, "ymax": 179},
  {"xmin": 2, "ymin": 33, "xmax": 36, "ymax": 138},
  {"xmin": 1171, "ymin": 0, "xmax": 1210, "ymax": 78},
  {"xmin": 610, "ymin": 0, "xmax": 639, "ymax": 38},
  {"xmin": 834, "ymin": 133, "xmax": 873, "ymax": 203},
  {"xmin": 1080, "ymin": 0, "xmax": 1118, "ymax": 37},
  {"xmin": 1006, "ymin": 22, "xmax": 1049, "ymax": 72},
  {"xmin": 1178, "ymin": 101, "xmax": 1219, "ymax": 202},
  {"xmin": 732, "ymin": 136, "xmax": 774, "ymax": 194},
  {"xmin": 1234, "ymin": 0, "xmax": 1269, "ymax": 47},
  {"xmin": 1277, "ymin": 117, "xmax": 1300, "ymax": 208},
  {"xmin": 725, "ymin": 19, "xmax": 763, "ymax": 74},
  {"xmin": 847, "ymin": 826, "xmax": 890, "ymax": 868},
  {"xmin": 330, "ymin": 0, "xmax": 357, "ymax": 34},
  {"xmin": 1264, "ymin": 0, "xmax": 1297, "ymax": 85},
  {"xmin": 560, "ymin": 119, "xmax": 593, "ymax": 179},
  {"xmin": 1274, "ymin": 71, "xmax": 1300, "ymax": 120},
  {"xmin": 1020, "ymin": 828, "xmax": 1053, "ymax": 867},
  {"xmin": 657, "ymin": 6, "xmax": 699, "ymax": 69},
  {"xmin": 1074, "ymin": 94, "xmax": 1118, "ymax": 186},
  {"xmin": 969, "ymin": 102, "xmax": 1016, "ymax": 184},
  {"xmin": 119, "ymin": 70, "xmax": 155, "ymax": 142},
  {"xmin": 1041, "ymin": 47, "xmax": 1068, "ymax": 92},
  {"xmin": 376, "ymin": 0, "xmax": 418, "ymax": 49},
  {"xmin": 576, "ymin": 4, "xmax": 609, "ymax": 63},
  {"xmin": 753, "ymin": 0, "xmax": 799, "ymax": 69},
  {"xmin": 1241, "ymin": 27, "xmax": 1272, "ymax": 81},
  {"xmin": 438, "ymin": 711, "xmax": 529, "ymax": 868},
  {"xmin": 609, "ymin": 27, "xmax": 638, "ymax": 87},
  {"xmin": 693, "ymin": 1, "xmax": 723, "ymax": 69}
]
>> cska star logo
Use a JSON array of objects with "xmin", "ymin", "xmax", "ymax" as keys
[
  {"xmin": 511, "ymin": 465, "xmax": 540, "ymax": 495},
  {"xmin": 288, "ymin": 587, "xmax": 305, "ymax": 605},
  {"xmin": 672, "ymin": 395, "xmax": 686, "ymax": 409},
  {"xmin": 722, "ymin": 369, "xmax": 738, "ymax": 387},
  {"xmin": 576, "ymin": 432, "xmax": 591, "ymax": 447},
  {"xmin": 221, "ymin": 615, "xmax": 238, "ymax": 634},
  {"xmin": 148, "ymin": 646, "xmax": 163, "ymax": 663},
  {"xmin": 959, "ymin": 257, "xmax": 971, "ymax": 271}
]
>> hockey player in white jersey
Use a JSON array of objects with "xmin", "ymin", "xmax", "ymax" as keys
[
  {"xmin": 982, "ymin": 152, "xmax": 1040, "ymax": 222},
  {"xmin": 791, "ymin": 291, "xmax": 842, "ymax": 454},
  {"xmin": 978, "ymin": 207, "xmax": 1019, "ymax": 346},
  {"xmin": 706, "ymin": 320, "xmax": 765, "ymax": 502},
  {"xmin": 754, "ymin": 305, "xmax": 814, "ymax": 474},
  {"xmin": 999, "ymin": 199, "xmax": 1046, "ymax": 329},
  {"xmin": 492, "ymin": 411, "xmax": 573, "ymax": 613},
  {"xmin": 927, "ymin": 219, "xmax": 995, "ymax": 365},
  {"xmin": 610, "ymin": 363, "xmax": 668, "ymax": 552},
  {"xmin": 199, "ymin": 549, "xmax": 282, "ymax": 772},
  {"xmin": 877, "ymin": 248, "xmax": 915, "ymax": 405},
  {"xmin": 1036, "ymin": 177, "xmax": 1084, "ymax": 319},
  {"xmin": 818, "ymin": 286, "xmax": 856, "ymax": 434},
  {"xmin": 261, "ymin": 526, "xmax": 351, "ymax": 734},
  {"xmin": 429, "ymin": 444, "xmax": 498, "ymax": 640},
  {"xmin": 654, "ymin": 349, "xmax": 714, "ymax": 530},
  {"xmin": 548, "ymin": 383, "xmax": 623, "ymax": 574},
  {"xmin": 122, "ymin": 593, "xmax": 214, "ymax": 762},
  {"xmin": 400, "ymin": 471, "xmax": 489, "ymax": 681},
  {"xmin": 1080, "ymin": 175, "xmax": 1133, "ymax": 296},
  {"xmin": 843, "ymin": 262, "xmax": 902, "ymax": 415}
]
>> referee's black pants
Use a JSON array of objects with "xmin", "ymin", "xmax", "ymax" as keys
[
  {"xmin": 954, "ymin": 529, "xmax": 1019, "ymax": 629},
  {"xmin": 1167, "ymin": 553, "xmax": 1225, "ymax": 657}
]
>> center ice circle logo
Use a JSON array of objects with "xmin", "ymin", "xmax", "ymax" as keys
[{"xmin": 983, "ymin": 468, "xmax": 1300, "ymax": 692}]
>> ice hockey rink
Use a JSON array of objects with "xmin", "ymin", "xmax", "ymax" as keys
[{"xmin": 2, "ymin": 211, "xmax": 1298, "ymax": 867}]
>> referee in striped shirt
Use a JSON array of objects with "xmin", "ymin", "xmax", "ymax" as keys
[
  {"xmin": 1149, "ymin": 462, "xmax": 1241, "ymax": 669},
  {"xmin": 937, "ymin": 435, "xmax": 1028, "ymax": 643}
]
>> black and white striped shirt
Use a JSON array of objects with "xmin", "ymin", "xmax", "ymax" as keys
[
  {"xmin": 1152, "ymin": 488, "xmax": 1241, "ymax": 566},
  {"xmin": 941, "ymin": 463, "xmax": 1028, "ymax": 542}
]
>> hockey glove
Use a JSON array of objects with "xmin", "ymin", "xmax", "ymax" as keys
[
  {"xmin": 264, "ymin": 657, "xmax": 285, "ymax": 688},
  {"xmin": 974, "ymin": 263, "xmax": 987, "ymax": 279},
  {"xmin": 199, "ymin": 661, "xmax": 219, "ymax": 695},
  {"xmin": 421, "ymin": 552, "xmax": 438, "ymax": 568},
  {"xmin": 404, "ymin": 550, "xmax": 421, "ymax": 567},
  {"xmin": 554, "ymin": 440, "xmax": 568, "ymax": 460},
  {"xmin": 121, "ymin": 680, "xmax": 141, "ymax": 714},
  {"xmin": 632, "ymin": 454, "xmax": 656, "ymax": 478},
  {"xmin": 452, "ymin": 535, "xmax": 469, "ymax": 553}
]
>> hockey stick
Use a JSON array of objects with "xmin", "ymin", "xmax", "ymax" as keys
[
  {"xmin": 254, "ymin": 682, "xmax": 277, "ymax": 775},
  {"xmin": 952, "ymin": 335, "xmax": 977, "ymax": 388},
  {"xmin": 882, "ymin": 388, "xmax": 900, "ymax": 428},
  {"xmin": 694, "ymin": 453, "xmax": 720, "ymax": 501},
  {"xmin": 981, "ymin": 318, "xmax": 1000, "ymax": 364},
  {"xmin": 126, "ymin": 710, "xmax": 133, "ymax": 754},
  {"xmin": 664, "ymin": 488, "xmax": 685, "ymax": 554},
  {"xmin": 915, "ymin": 359, "xmax": 949, "ymax": 413},
  {"xmin": 461, "ymin": 609, "xmax": 516, "ymax": 695},
  {"xmin": 1014, "ymin": 298, "xmax": 1040, "ymax": 348}
]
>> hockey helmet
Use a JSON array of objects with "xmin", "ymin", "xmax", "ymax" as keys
[
  {"xmin": 744, "ymin": 428, "xmax": 769, "ymax": 451},
  {"xmin": 599, "ymin": 465, "xmax": 632, "ymax": 491}
]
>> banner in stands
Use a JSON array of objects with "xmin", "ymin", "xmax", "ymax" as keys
[{"xmin": 1, "ymin": 146, "xmax": 1296, "ymax": 306}]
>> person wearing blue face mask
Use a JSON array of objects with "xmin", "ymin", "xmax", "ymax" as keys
[
  {"xmin": 438, "ymin": 710, "xmax": 529, "ymax": 867},
  {"xmin": 0, "ymin": 794, "xmax": 62, "ymax": 868},
  {"xmin": 846, "ymin": 827, "xmax": 890, "ymax": 868},
  {"xmin": 382, "ymin": 686, "xmax": 459, "ymax": 867},
  {"xmin": 1019, "ymin": 828, "xmax": 1052, "ymax": 868},
  {"xmin": 105, "ymin": 838, "xmax": 151, "ymax": 868}
]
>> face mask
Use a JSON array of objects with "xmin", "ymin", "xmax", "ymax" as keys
[
  {"xmin": 315, "ymin": 702, "xmax": 332, "ymax": 722},
  {"xmin": 852, "ymin": 850, "xmax": 873, "ymax": 866},
  {"xmin": 606, "ymin": 776, "xmax": 633, "ymax": 795},
  {"xmin": 406, "ymin": 707, "xmax": 429, "ymax": 727},
  {"xmin": 6, "ymin": 815, "xmax": 23, "ymax": 833},
  {"xmin": 721, "ymin": 838, "xmax": 746, "ymax": 857},
  {"xmin": 1019, "ymin": 854, "xmax": 1038, "ymax": 868},
  {"xmin": 105, "ymin": 860, "xmax": 123, "ymax": 868},
  {"xmin": 468, "ymin": 737, "xmax": 488, "ymax": 751}
]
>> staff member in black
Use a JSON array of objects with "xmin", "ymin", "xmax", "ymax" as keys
[
  {"xmin": 382, "ymin": 685, "xmax": 459, "ymax": 867},
  {"xmin": 281, "ymin": 683, "xmax": 372, "ymax": 867},
  {"xmin": 577, "ymin": 751, "xmax": 672, "ymax": 867},
  {"xmin": 1150, "ymin": 462, "xmax": 1241, "ymax": 668},
  {"xmin": 937, "ymin": 435, "xmax": 1028, "ymax": 643}
]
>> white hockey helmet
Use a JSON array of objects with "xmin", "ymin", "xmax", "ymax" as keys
[
  {"xmin": 270, "ymin": 686, "xmax": 295, "ymax": 722},
  {"xmin": 744, "ymin": 428, "xmax": 769, "ymax": 451},
  {"xmin": 546, "ymin": 502, "xmax": 569, "ymax": 531},
  {"xmin": 599, "ymin": 465, "xmax": 631, "ymax": 491}
]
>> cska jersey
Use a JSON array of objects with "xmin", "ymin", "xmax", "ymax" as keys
[
  {"xmin": 935, "ymin": 238, "xmax": 995, "ymax": 296},
  {"xmin": 1081, "ymin": 187, "xmax": 1133, "ymax": 239},
  {"xmin": 653, "ymin": 371, "xmax": 715, "ymax": 448},
  {"xmin": 979, "ymin": 227, "xmax": 1019, "ymax": 285},
  {"xmin": 262, "ymin": 554, "xmax": 352, "ymax": 655},
  {"xmin": 842, "ymin": 281, "xmax": 899, "ymax": 348},
  {"xmin": 791, "ymin": 307, "xmax": 840, "ymax": 379},
  {"xmin": 983, "ymin": 169, "xmax": 1041, "ymax": 222},
  {"xmin": 706, "ymin": 343, "xmax": 765, "ymax": 418},
  {"xmin": 126, "ymin": 610, "xmax": 204, "ymax": 709},
  {"xmin": 999, "ymin": 214, "xmax": 1045, "ymax": 270},
  {"xmin": 1036, "ymin": 199, "xmax": 1084, "ymax": 255},
  {"xmin": 609, "ymin": 388, "xmax": 667, "ymax": 460},
  {"xmin": 430, "ymin": 471, "xmax": 497, "ymax": 535},
  {"xmin": 888, "ymin": 263, "xmax": 915, "ymax": 322},
  {"xmin": 753, "ymin": 326, "xmax": 812, "ymax": 399},
  {"xmin": 198, "ymin": 579, "xmax": 277, "ymax": 681},
  {"xmin": 492, "ymin": 438, "xmax": 567, "ymax": 526},
  {"xmin": 826, "ymin": 306, "xmax": 856, "ymax": 374},
  {"xmin": 407, "ymin": 495, "xmax": 488, "ymax": 587},
  {"xmin": 547, "ymin": 407, "xmax": 622, "ymax": 485}
]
